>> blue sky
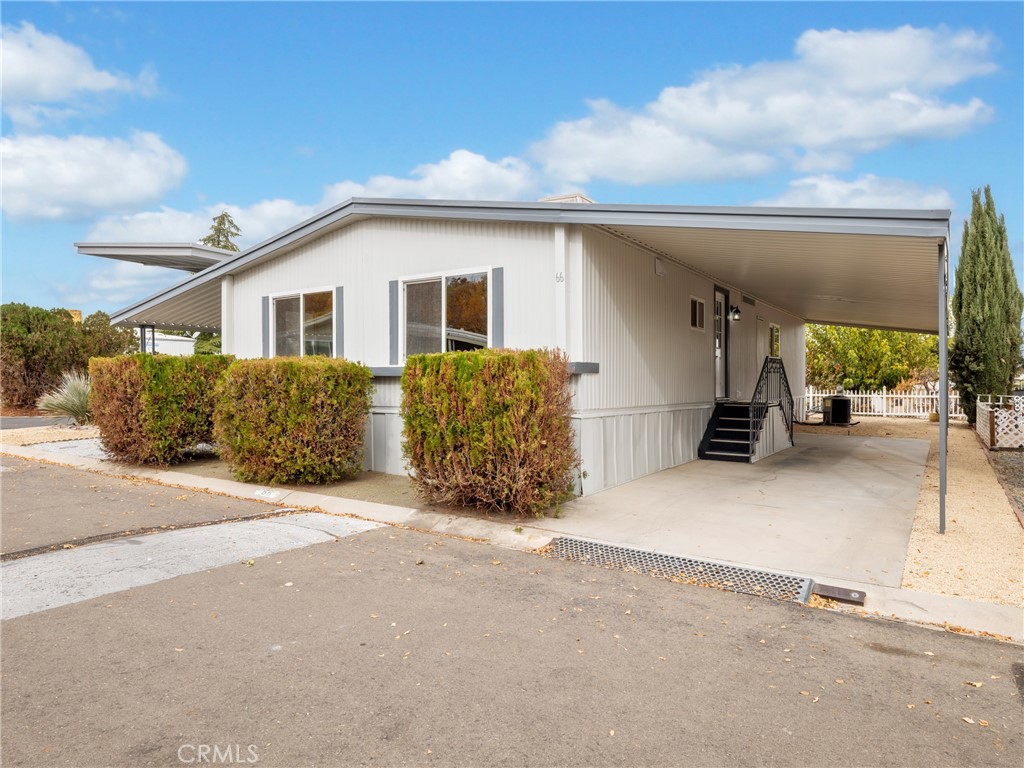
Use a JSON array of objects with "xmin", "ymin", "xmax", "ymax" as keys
[{"xmin": 2, "ymin": 1, "xmax": 1022, "ymax": 318}]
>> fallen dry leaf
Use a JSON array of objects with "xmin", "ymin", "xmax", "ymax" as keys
[
  {"xmin": 799, "ymin": 691, "xmax": 810, "ymax": 696},
  {"xmin": 962, "ymin": 717, "xmax": 975, "ymax": 724},
  {"xmin": 835, "ymin": 679, "xmax": 845, "ymax": 684},
  {"xmin": 979, "ymin": 720, "xmax": 989, "ymax": 727},
  {"xmin": 907, "ymin": 704, "xmax": 915, "ymax": 709},
  {"xmin": 964, "ymin": 681, "xmax": 984, "ymax": 688}
]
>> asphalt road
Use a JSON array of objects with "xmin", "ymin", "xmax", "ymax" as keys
[
  {"xmin": 1, "ymin": 459, "xmax": 1022, "ymax": 768},
  {"xmin": 0, "ymin": 416, "xmax": 68, "ymax": 430}
]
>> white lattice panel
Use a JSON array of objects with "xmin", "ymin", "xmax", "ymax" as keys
[{"xmin": 994, "ymin": 399, "xmax": 1024, "ymax": 449}]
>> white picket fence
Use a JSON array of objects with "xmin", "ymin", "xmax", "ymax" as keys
[
  {"xmin": 976, "ymin": 395, "xmax": 1024, "ymax": 449},
  {"xmin": 799, "ymin": 385, "xmax": 966, "ymax": 421}
]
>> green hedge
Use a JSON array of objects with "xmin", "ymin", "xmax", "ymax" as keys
[
  {"xmin": 90, "ymin": 354, "xmax": 233, "ymax": 464},
  {"xmin": 213, "ymin": 357, "xmax": 373, "ymax": 484},
  {"xmin": 401, "ymin": 348, "xmax": 579, "ymax": 517}
]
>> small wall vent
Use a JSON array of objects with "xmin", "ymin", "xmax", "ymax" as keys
[{"xmin": 742, "ymin": 295, "xmax": 756, "ymax": 306}]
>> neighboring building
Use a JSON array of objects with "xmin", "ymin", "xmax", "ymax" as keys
[
  {"xmin": 79, "ymin": 198, "xmax": 950, "ymax": 496},
  {"xmin": 137, "ymin": 329, "xmax": 196, "ymax": 357}
]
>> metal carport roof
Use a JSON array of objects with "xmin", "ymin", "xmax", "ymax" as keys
[{"xmin": 104, "ymin": 197, "xmax": 949, "ymax": 335}]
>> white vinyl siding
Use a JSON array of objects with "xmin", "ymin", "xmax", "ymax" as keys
[
  {"xmin": 576, "ymin": 226, "xmax": 715, "ymax": 412},
  {"xmin": 228, "ymin": 217, "xmax": 554, "ymax": 365}
]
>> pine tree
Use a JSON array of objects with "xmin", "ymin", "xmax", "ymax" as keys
[
  {"xmin": 199, "ymin": 210, "xmax": 241, "ymax": 252},
  {"xmin": 949, "ymin": 186, "xmax": 1024, "ymax": 423}
]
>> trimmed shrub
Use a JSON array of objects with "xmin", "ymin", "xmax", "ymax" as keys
[
  {"xmin": 401, "ymin": 348, "xmax": 579, "ymax": 517},
  {"xmin": 213, "ymin": 357, "xmax": 373, "ymax": 484},
  {"xmin": 37, "ymin": 371, "xmax": 92, "ymax": 424},
  {"xmin": 90, "ymin": 354, "xmax": 233, "ymax": 464}
]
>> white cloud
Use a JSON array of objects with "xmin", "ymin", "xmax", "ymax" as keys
[
  {"xmin": 87, "ymin": 150, "xmax": 539, "ymax": 246},
  {"xmin": 1, "ymin": 131, "xmax": 187, "ymax": 220},
  {"xmin": 322, "ymin": 149, "xmax": 537, "ymax": 204},
  {"xmin": 56, "ymin": 261, "xmax": 184, "ymax": 307},
  {"xmin": 754, "ymin": 174, "xmax": 955, "ymax": 210},
  {"xmin": 87, "ymin": 198, "xmax": 318, "ymax": 247},
  {"xmin": 0, "ymin": 22, "xmax": 156, "ymax": 129},
  {"xmin": 531, "ymin": 25, "xmax": 995, "ymax": 185}
]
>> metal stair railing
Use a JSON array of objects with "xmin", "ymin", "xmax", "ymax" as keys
[{"xmin": 749, "ymin": 356, "xmax": 795, "ymax": 453}]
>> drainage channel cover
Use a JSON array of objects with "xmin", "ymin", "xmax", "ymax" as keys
[{"xmin": 545, "ymin": 537, "xmax": 813, "ymax": 603}]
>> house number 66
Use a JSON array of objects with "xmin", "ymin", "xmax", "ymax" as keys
[{"xmin": 555, "ymin": 272, "xmax": 565, "ymax": 283}]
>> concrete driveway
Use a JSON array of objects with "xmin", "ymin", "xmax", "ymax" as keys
[{"xmin": 539, "ymin": 433, "xmax": 930, "ymax": 588}]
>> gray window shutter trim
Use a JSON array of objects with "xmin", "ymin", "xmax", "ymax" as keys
[
  {"xmin": 261, "ymin": 296, "xmax": 270, "ymax": 358},
  {"xmin": 491, "ymin": 267, "xmax": 504, "ymax": 348},
  {"xmin": 334, "ymin": 286, "xmax": 344, "ymax": 359},
  {"xmin": 389, "ymin": 280, "xmax": 399, "ymax": 365}
]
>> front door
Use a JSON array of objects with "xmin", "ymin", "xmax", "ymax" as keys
[{"xmin": 714, "ymin": 289, "xmax": 727, "ymax": 400}]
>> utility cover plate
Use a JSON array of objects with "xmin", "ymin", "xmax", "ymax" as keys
[{"xmin": 811, "ymin": 583, "xmax": 866, "ymax": 605}]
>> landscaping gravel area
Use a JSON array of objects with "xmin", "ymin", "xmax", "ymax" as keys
[{"xmin": 988, "ymin": 450, "xmax": 1024, "ymax": 519}]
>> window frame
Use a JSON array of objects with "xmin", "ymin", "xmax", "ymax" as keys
[
  {"xmin": 269, "ymin": 285, "xmax": 336, "ymax": 358},
  {"xmin": 399, "ymin": 266, "xmax": 493, "ymax": 360},
  {"xmin": 690, "ymin": 296, "xmax": 706, "ymax": 331}
]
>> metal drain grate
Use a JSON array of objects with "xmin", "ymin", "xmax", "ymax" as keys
[{"xmin": 546, "ymin": 537, "xmax": 813, "ymax": 603}]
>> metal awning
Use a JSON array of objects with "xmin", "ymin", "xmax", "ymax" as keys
[{"xmin": 75, "ymin": 242, "xmax": 235, "ymax": 272}]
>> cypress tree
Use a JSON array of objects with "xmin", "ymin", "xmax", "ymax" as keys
[
  {"xmin": 949, "ymin": 186, "xmax": 1024, "ymax": 423},
  {"xmin": 199, "ymin": 210, "xmax": 241, "ymax": 252}
]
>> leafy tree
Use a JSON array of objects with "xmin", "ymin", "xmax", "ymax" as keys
[
  {"xmin": 950, "ymin": 186, "xmax": 1024, "ymax": 423},
  {"xmin": 80, "ymin": 311, "xmax": 137, "ymax": 360},
  {"xmin": 199, "ymin": 210, "xmax": 241, "ymax": 252},
  {"xmin": 193, "ymin": 332, "xmax": 222, "ymax": 355},
  {"xmin": 806, "ymin": 324, "xmax": 939, "ymax": 391},
  {"xmin": 0, "ymin": 305, "xmax": 139, "ymax": 408}
]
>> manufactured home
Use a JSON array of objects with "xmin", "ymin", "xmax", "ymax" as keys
[{"xmin": 79, "ymin": 198, "xmax": 951, "ymax": 497}]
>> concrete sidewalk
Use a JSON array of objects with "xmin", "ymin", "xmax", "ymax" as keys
[{"xmin": 2, "ymin": 439, "xmax": 1021, "ymax": 642}]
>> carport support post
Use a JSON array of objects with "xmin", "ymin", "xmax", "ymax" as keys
[{"xmin": 938, "ymin": 242, "xmax": 949, "ymax": 534}]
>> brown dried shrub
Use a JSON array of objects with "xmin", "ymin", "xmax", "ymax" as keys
[{"xmin": 401, "ymin": 348, "xmax": 579, "ymax": 517}]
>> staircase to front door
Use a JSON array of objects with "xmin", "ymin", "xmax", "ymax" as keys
[{"xmin": 698, "ymin": 402, "xmax": 755, "ymax": 462}]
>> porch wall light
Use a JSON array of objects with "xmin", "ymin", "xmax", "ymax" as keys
[{"xmin": 729, "ymin": 305, "xmax": 742, "ymax": 321}]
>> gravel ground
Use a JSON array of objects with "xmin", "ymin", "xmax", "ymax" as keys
[{"xmin": 988, "ymin": 450, "xmax": 1024, "ymax": 519}]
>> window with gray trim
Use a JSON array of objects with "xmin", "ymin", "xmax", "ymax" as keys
[
  {"xmin": 404, "ymin": 272, "xmax": 488, "ymax": 355},
  {"xmin": 273, "ymin": 290, "xmax": 333, "ymax": 357}
]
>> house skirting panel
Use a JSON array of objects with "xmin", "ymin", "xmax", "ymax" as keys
[
  {"xmin": 573, "ymin": 404, "xmax": 713, "ymax": 496},
  {"xmin": 363, "ymin": 383, "xmax": 714, "ymax": 498},
  {"xmin": 752, "ymin": 405, "xmax": 791, "ymax": 462}
]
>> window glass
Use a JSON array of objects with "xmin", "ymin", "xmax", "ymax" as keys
[
  {"xmin": 274, "ymin": 296, "xmax": 301, "ymax": 356},
  {"xmin": 769, "ymin": 323, "xmax": 781, "ymax": 357},
  {"xmin": 445, "ymin": 272, "xmax": 488, "ymax": 350},
  {"xmin": 303, "ymin": 291, "xmax": 333, "ymax": 357},
  {"xmin": 405, "ymin": 279, "xmax": 442, "ymax": 355},
  {"xmin": 690, "ymin": 298, "xmax": 705, "ymax": 330}
]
